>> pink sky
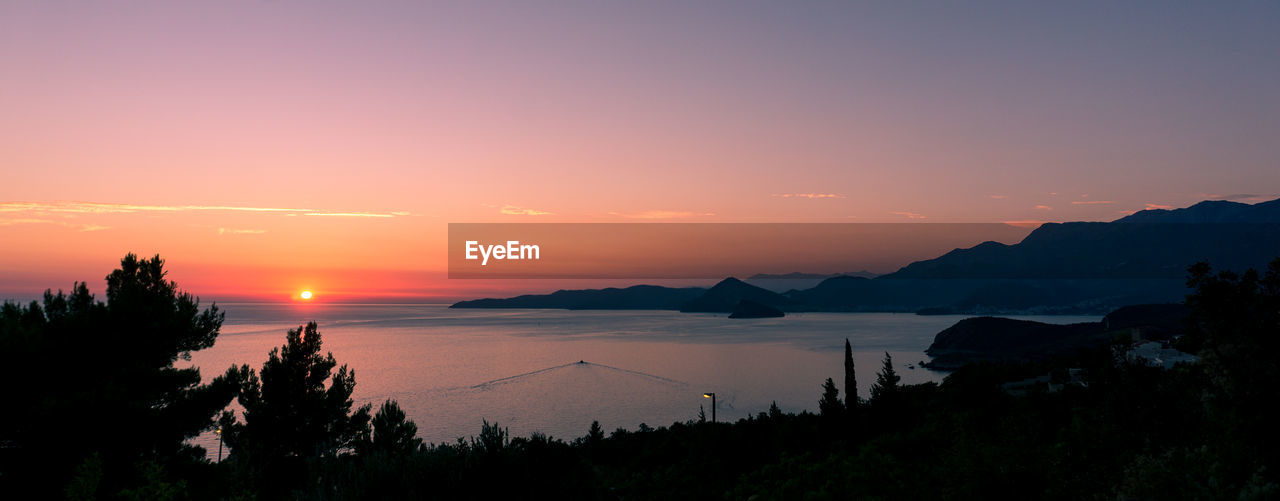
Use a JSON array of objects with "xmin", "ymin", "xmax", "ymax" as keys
[{"xmin": 2, "ymin": 2, "xmax": 1278, "ymax": 301}]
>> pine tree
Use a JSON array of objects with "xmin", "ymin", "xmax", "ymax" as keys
[
  {"xmin": 844, "ymin": 338, "xmax": 857, "ymax": 408},
  {"xmin": 870, "ymin": 351, "xmax": 901, "ymax": 403},
  {"xmin": 587, "ymin": 420, "xmax": 605, "ymax": 444},
  {"xmin": 221, "ymin": 322, "xmax": 372, "ymax": 459},
  {"xmin": 0, "ymin": 254, "xmax": 238, "ymax": 493},
  {"xmin": 768, "ymin": 401, "xmax": 783, "ymax": 419},
  {"xmin": 818, "ymin": 377, "xmax": 844, "ymax": 417},
  {"xmin": 362, "ymin": 399, "xmax": 422, "ymax": 455}
]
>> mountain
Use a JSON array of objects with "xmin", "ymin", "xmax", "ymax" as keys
[
  {"xmin": 748, "ymin": 271, "xmax": 879, "ymax": 280},
  {"xmin": 1114, "ymin": 199, "xmax": 1280, "ymax": 223},
  {"xmin": 450, "ymin": 199, "xmax": 1279, "ymax": 314},
  {"xmin": 882, "ymin": 198, "xmax": 1280, "ymax": 280},
  {"xmin": 449, "ymin": 285, "xmax": 705, "ymax": 310},
  {"xmin": 924, "ymin": 303, "xmax": 1189, "ymax": 369},
  {"xmin": 680, "ymin": 277, "xmax": 795, "ymax": 313},
  {"xmin": 728, "ymin": 299, "xmax": 785, "ymax": 319}
]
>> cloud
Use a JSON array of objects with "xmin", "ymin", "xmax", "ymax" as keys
[
  {"xmin": 1071, "ymin": 200, "xmax": 1115, "ymax": 205},
  {"xmin": 0, "ymin": 217, "xmax": 109, "ymax": 231},
  {"xmin": 608, "ymin": 210, "xmax": 715, "ymax": 219},
  {"xmin": 0, "ymin": 201, "xmax": 408, "ymax": 218},
  {"xmin": 303, "ymin": 212, "xmax": 394, "ymax": 218},
  {"xmin": 1117, "ymin": 210, "xmax": 1138, "ymax": 216},
  {"xmin": 989, "ymin": 195, "xmax": 1007, "ymax": 199},
  {"xmin": 1034, "ymin": 205, "xmax": 1053, "ymax": 211},
  {"xmin": 772, "ymin": 193, "xmax": 844, "ymax": 199},
  {"xmin": 499, "ymin": 205, "xmax": 553, "ymax": 216},
  {"xmin": 891, "ymin": 211, "xmax": 927, "ymax": 219},
  {"xmin": 1144, "ymin": 204, "xmax": 1174, "ymax": 210},
  {"xmin": 218, "ymin": 227, "xmax": 267, "ymax": 235}
]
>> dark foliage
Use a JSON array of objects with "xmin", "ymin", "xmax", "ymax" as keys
[
  {"xmin": 0, "ymin": 254, "xmax": 237, "ymax": 497},
  {"xmin": 7, "ymin": 257, "xmax": 1280, "ymax": 499},
  {"xmin": 818, "ymin": 377, "xmax": 843, "ymax": 418},
  {"xmin": 869, "ymin": 351, "xmax": 901, "ymax": 403}
]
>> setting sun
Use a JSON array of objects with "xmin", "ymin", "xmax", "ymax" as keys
[{"xmin": 300, "ymin": 290, "xmax": 313, "ymax": 300}]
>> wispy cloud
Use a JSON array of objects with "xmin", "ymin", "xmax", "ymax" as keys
[
  {"xmin": 499, "ymin": 205, "xmax": 553, "ymax": 216},
  {"xmin": 891, "ymin": 211, "xmax": 927, "ymax": 219},
  {"xmin": 303, "ymin": 212, "xmax": 394, "ymax": 218},
  {"xmin": 218, "ymin": 227, "xmax": 267, "ymax": 235},
  {"xmin": 1144, "ymin": 203, "xmax": 1174, "ymax": 210},
  {"xmin": 1071, "ymin": 200, "xmax": 1115, "ymax": 205},
  {"xmin": 772, "ymin": 193, "xmax": 844, "ymax": 199},
  {"xmin": 1117, "ymin": 210, "xmax": 1138, "ymax": 216},
  {"xmin": 0, "ymin": 201, "xmax": 408, "ymax": 218},
  {"xmin": 608, "ymin": 210, "xmax": 715, "ymax": 219},
  {"xmin": 1034, "ymin": 205, "xmax": 1053, "ymax": 211},
  {"xmin": 0, "ymin": 217, "xmax": 109, "ymax": 231}
]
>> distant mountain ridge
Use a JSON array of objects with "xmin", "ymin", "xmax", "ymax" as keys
[
  {"xmin": 882, "ymin": 198, "xmax": 1280, "ymax": 280},
  {"xmin": 450, "ymin": 285, "xmax": 704, "ymax": 310},
  {"xmin": 1114, "ymin": 198, "xmax": 1280, "ymax": 223},
  {"xmin": 451, "ymin": 198, "xmax": 1280, "ymax": 314},
  {"xmin": 748, "ymin": 271, "xmax": 879, "ymax": 280}
]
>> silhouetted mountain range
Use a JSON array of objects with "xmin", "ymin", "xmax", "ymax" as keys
[
  {"xmin": 747, "ymin": 271, "xmax": 879, "ymax": 280},
  {"xmin": 451, "ymin": 198, "xmax": 1280, "ymax": 314},
  {"xmin": 450, "ymin": 285, "xmax": 704, "ymax": 310},
  {"xmin": 679, "ymin": 277, "xmax": 793, "ymax": 313},
  {"xmin": 1114, "ymin": 198, "xmax": 1280, "ymax": 223}
]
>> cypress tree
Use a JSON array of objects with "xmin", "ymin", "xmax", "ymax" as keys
[{"xmin": 844, "ymin": 338, "xmax": 857, "ymax": 408}]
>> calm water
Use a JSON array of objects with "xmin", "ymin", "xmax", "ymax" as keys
[{"xmin": 186, "ymin": 303, "xmax": 1097, "ymax": 459}]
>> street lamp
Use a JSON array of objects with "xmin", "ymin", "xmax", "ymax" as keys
[
  {"xmin": 216, "ymin": 426, "xmax": 223, "ymax": 463},
  {"xmin": 703, "ymin": 393, "xmax": 716, "ymax": 423}
]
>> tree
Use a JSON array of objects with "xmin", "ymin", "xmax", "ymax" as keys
[
  {"xmin": 844, "ymin": 338, "xmax": 857, "ymax": 409},
  {"xmin": 818, "ymin": 377, "xmax": 844, "ymax": 417},
  {"xmin": 0, "ymin": 254, "xmax": 237, "ymax": 494},
  {"xmin": 220, "ymin": 322, "xmax": 372, "ymax": 460},
  {"xmin": 586, "ymin": 420, "xmax": 605, "ymax": 444},
  {"xmin": 1182, "ymin": 258, "xmax": 1280, "ymax": 476},
  {"xmin": 362, "ymin": 399, "xmax": 422, "ymax": 456},
  {"xmin": 870, "ymin": 352, "xmax": 901, "ymax": 403}
]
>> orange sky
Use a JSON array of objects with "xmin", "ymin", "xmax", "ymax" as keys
[{"xmin": 2, "ymin": 3, "xmax": 1278, "ymax": 301}]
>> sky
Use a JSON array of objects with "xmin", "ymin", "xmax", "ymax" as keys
[{"xmin": 2, "ymin": 1, "xmax": 1278, "ymax": 301}]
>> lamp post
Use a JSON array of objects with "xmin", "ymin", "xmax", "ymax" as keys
[
  {"xmin": 216, "ymin": 426, "xmax": 223, "ymax": 463},
  {"xmin": 703, "ymin": 393, "xmax": 716, "ymax": 423}
]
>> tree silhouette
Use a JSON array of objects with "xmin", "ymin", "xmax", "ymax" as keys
[
  {"xmin": 844, "ymin": 338, "xmax": 857, "ymax": 409},
  {"xmin": 586, "ymin": 420, "xmax": 605, "ymax": 444},
  {"xmin": 361, "ymin": 399, "xmax": 422, "ymax": 456},
  {"xmin": 220, "ymin": 322, "xmax": 372, "ymax": 460},
  {"xmin": 870, "ymin": 352, "xmax": 901, "ymax": 403},
  {"xmin": 818, "ymin": 377, "xmax": 844, "ymax": 417},
  {"xmin": 0, "ymin": 254, "xmax": 237, "ymax": 494}
]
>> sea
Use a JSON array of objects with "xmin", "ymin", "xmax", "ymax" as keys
[{"xmin": 185, "ymin": 303, "xmax": 1098, "ymax": 460}]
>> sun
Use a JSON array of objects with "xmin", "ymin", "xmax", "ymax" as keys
[{"xmin": 300, "ymin": 290, "xmax": 313, "ymax": 300}]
